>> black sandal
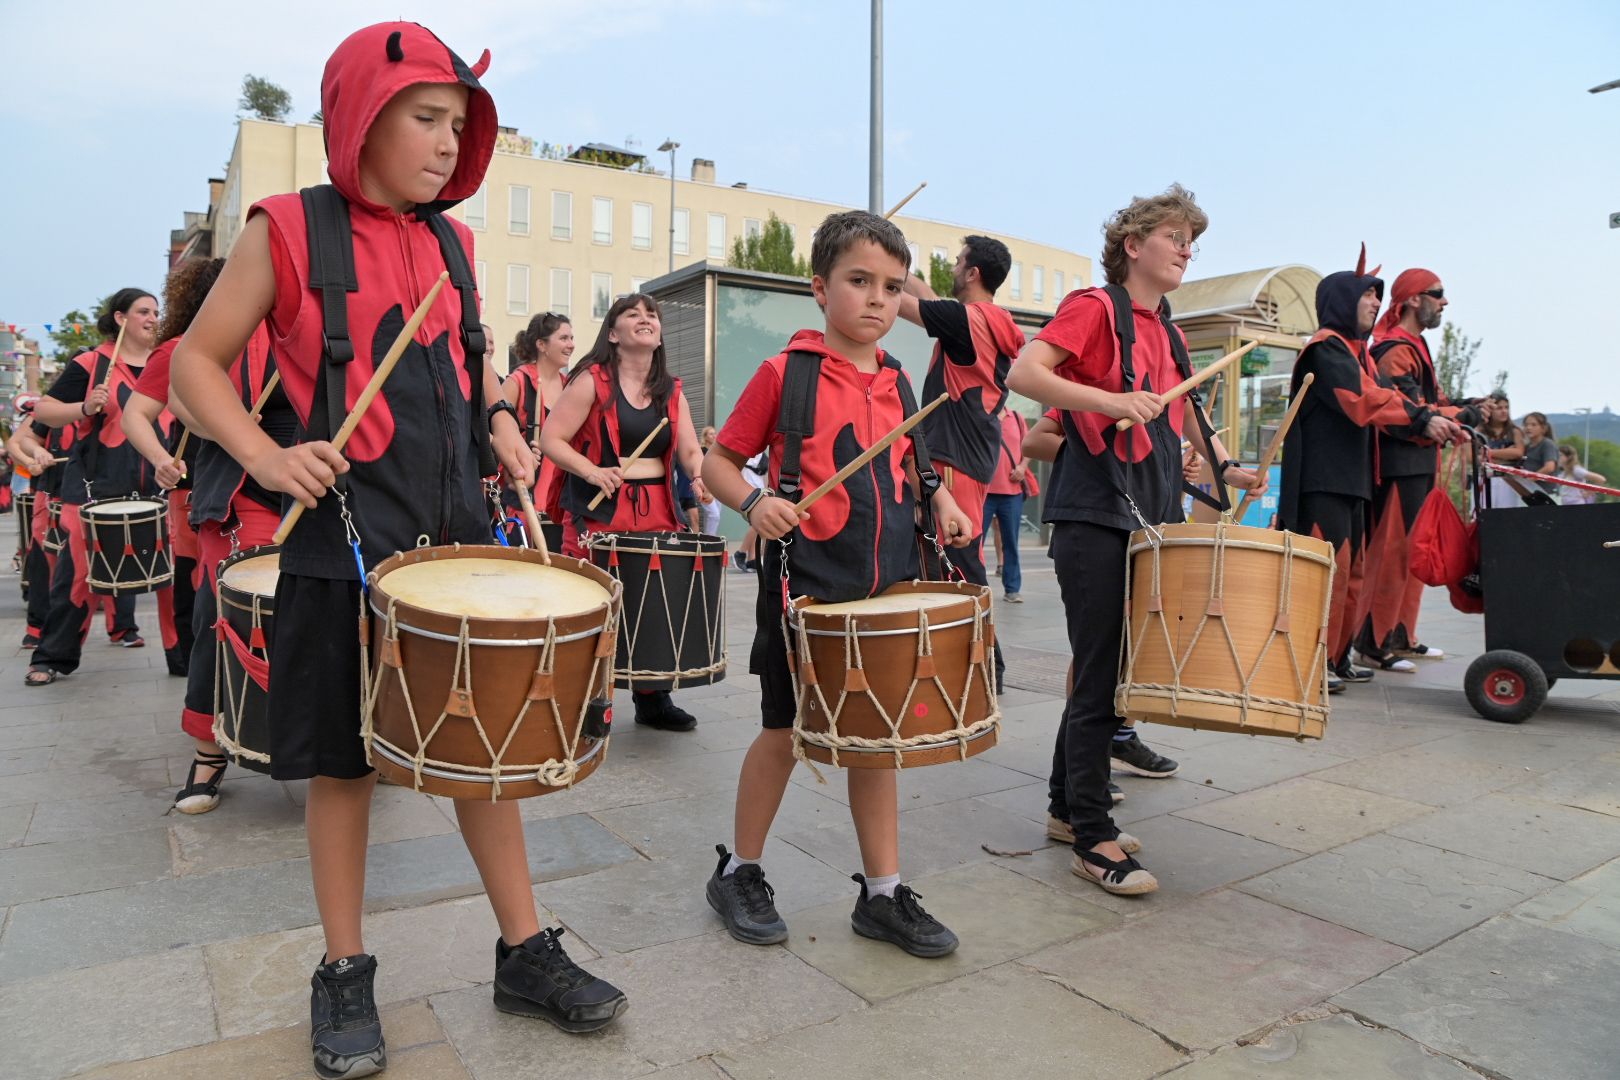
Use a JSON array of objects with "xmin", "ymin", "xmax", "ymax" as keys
[
  {"xmin": 173, "ymin": 752, "xmax": 229, "ymax": 815},
  {"xmin": 25, "ymin": 667, "xmax": 59, "ymax": 687},
  {"xmin": 1071, "ymin": 848, "xmax": 1159, "ymax": 895}
]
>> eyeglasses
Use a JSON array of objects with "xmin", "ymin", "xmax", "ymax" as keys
[
  {"xmin": 1168, "ymin": 231, "xmax": 1200, "ymax": 259},
  {"xmin": 1420, "ymin": 287, "xmax": 1445, "ymax": 300}
]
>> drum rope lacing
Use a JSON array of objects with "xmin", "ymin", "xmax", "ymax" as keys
[
  {"xmin": 214, "ymin": 581, "xmax": 272, "ymax": 765},
  {"xmin": 788, "ymin": 593, "xmax": 1001, "ymax": 779},
  {"xmin": 584, "ymin": 532, "xmax": 725, "ymax": 688},
  {"xmin": 83, "ymin": 495, "xmax": 174, "ymax": 593},
  {"xmin": 1118, "ymin": 522, "xmax": 1332, "ymax": 735}
]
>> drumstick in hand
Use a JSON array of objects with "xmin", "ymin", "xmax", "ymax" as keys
[
  {"xmin": 98, "ymin": 320, "xmax": 128, "ymax": 393},
  {"xmin": 1115, "ymin": 341, "xmax": 1258, "ymax": 432},
  {"xmin": 273, "ymin": 272, "xmax": 450, "ymax": 544},
  {"xmin": 1233, "ymin": 372, "xmax": 1313, "ymax": 520},
  {"xmin": 884, "ymin": 181, "xmax": 927, "ymax": 220},
  {"xmin": 248, "ymin": 370, "xmax": 281, "ymax": 422},
  {"xmin": 515, "ymin": 482, "xmax": 552, "ymax": 566},
  {"xmin": 794, "ymin": 393, "xmax": 948, "ymax": 513},
  {"xmin": 586, "ymin": 416, "xmax": 670, "ymax": 510}
]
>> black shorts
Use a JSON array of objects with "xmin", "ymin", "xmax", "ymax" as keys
[
  {"xmin": 266, "ymin": 573, "xmax": 372, "ymax": 781},
  {"xmin": 749, "ymin": 541, "xmax": 796, "ymax": 729}
]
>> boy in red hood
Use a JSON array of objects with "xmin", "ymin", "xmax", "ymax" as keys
[
  {"xmin": 174, "ymin": 23, "xmax": 625, "ymax": 1078},
  {"xmin": 702, "ymin": 210, "xmax": 974, "ymax": 957}
]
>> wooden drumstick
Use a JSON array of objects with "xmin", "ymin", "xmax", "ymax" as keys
[
  {"xmin": 1604, "ymin": 540, "xmax": 1620, "ymax": 549},
  {"xmin": 884, "ymin": 181, "xmax": 927, "ymax": 220},
  {"xmin": 99, "ymin": 320, "xmax": 127, "ymax": 392},
  {"xmin": 273, "ymin": 272, "xmax": 450, "ymax": 544},
  {"xmin": 515, "ymin": 482, "xmax": 552, "ymax": 566},
  {"xmin": 248, "ymin": 370, "xmax": 282, "ymax": 422},
  {"xmin": 586, "ymin": 416, "xmax": 670, "ymax": 510},
  {"xmin": 1115, "ymin": 341, "xmax": 1259, "ymax": 432},
  {"xmin": 794, "ymin": 393, "xmax": 948, "ymax": 513},
  {"xmin": 1233, "ymin": 373, "xmax": 1313, "ymax": 520}
]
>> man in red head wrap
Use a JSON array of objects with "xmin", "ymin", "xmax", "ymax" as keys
[{"xmin": 1354, "ymin": 270, "xmax": 1482, "ymax": 668}]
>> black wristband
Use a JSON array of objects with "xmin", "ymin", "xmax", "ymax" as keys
[
  {"xmin": 740, "ymin": 487, "xmax": 770, "ymax": 519},
  {"xmin": 486, "ymin": 399, "xmax": 518, "ymax": 433},
  {"xmin": 1216, "ymin": 458, "xmax": 1240, "ymax": 479}
]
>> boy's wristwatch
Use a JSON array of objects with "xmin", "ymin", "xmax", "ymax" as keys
[{"xmin": 486, "ymin": 399, "xmax": 519, "ymax": 433}]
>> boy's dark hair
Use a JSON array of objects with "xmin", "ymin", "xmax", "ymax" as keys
[
  {"xmin": 810, "ymin": 210, "xmax": 911, "ymax": 281},
  {"xmin": 572, "ymin": 293, "xmax": 674, "ymax": 411},
  {"xmin": 97, "ymin": 287, "xmax": 157, "ymax": 339},
  {"xmin": 513, "ymin": 311, "xmax": 571, "ymax": 364},
  {"xmin": 960, "ymin": 234, "xmax": 1012, "ymax": 295}
]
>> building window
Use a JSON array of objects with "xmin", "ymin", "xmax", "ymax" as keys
[
  {"xmin": 932, "ymin": 246, "xmax": 948, "ymax": 266},
  {"xmin": 1009, "ymin": 262, "xmax": 1022, "ymax": 300},
  {"xmin": 673, "ymin": 208, "xmax": 690, "ymax": 255},
  {"xmin": 464, "ymin": 185, "xmax": 486, "ymax": 230},
  {"xmin": 1032, "ymin": 266, "xmax": 1044, "ymax": 303},
  {"xmin": 508, "ymin": 185, "xmax": 530, "ymax": 236},
  {"xmin": 550, "ymin": 268, "xmax": 571, "ymax": 317},
  {"xmin": 707, "ymin": 213, "xmax": 726, "ymax": 259},
  {"xmin": 475, "ymin": 260, "xmax": 488, "ymax": 299},
  {"xmin": 908, "ymin": 243, "xmax": 920, "ymax": 273},
  {"xmin": 787, "ymin": 223, "xmax": 798, "ymax": 246},
  {"xmin": 507, "ymin": 264, "xmax": 529, "ymax": 316},
  {"xmin": 592, "ymin": 197, "xmax": 613, "ymax": 245},
  {"xmin": 551, "ymin": 191, "xmax": 572, "ymax": 240},
  {"xmin": 744, "ymin": 217, "xmax": 762, "ymax": 241},
  {"xmin": 591, "ymin": 273, "xmax": 613, "ymax": 318},
  {"xmin": 1053, "ymin": 270, "xmax": 1064, "ymax": 299},
  {"xmin": 632, "ymin": 202, "xmax": 653, "ymax": 251},
  {"xmin": 630, "ymin": 277, "xmax": 648, "ymax": 293}
]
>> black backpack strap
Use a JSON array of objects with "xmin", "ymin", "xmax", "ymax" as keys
[
  {"xmin": 300, "ymin": 186, "xmax": 357, "ymax": 500},
  {"xmin": 892, "ymin": 360, "xmax": 940, "ymax": 501},
  {"xmin": 425, "ymin": 212, "xmax": 496, "ymax": 477},
  {"xmin": 775, "ymin": 350, "xmax": 822, "ymax": 500},
  {"xmin": 1156, "ymin": 296, "xmax": 1229, "ymax": 514},
  {"xmin": 80, "ymin": 350, "xmax": 113, "ymax": 497}
]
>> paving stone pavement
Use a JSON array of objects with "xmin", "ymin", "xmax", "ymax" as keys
[{"xmin": 0, "ymin": 521, "xmax": 1617, "ymax": 1080}]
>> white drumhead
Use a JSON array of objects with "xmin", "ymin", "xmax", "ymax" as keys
[
  {"xmin": 807, "ymin": 591, "xmax": 967, "ymax": 616},
  {"xmin": 380, "ymin": 558, "xmax": 610, "ymax": 619},
  {"xmin": 221, "ymin": 553, "xmax": 280, "ymax": 597},
  {"xmin": 86, "ymin": 499, "xmax": 164, "ymax": 516}
]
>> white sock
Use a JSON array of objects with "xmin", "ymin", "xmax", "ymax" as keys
[
  {"xmin": 864, "ymin": 873, "xmax": 900, "ymax": 898},
  {"xmin": 723, "ymin": 853, "xmax": 759, "ymax": 877}
]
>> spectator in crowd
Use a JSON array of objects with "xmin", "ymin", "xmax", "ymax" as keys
[
  {"xmin": 1519, "ymin": 412, "xmax": 1560, "ymax": 499},
  {"xmin": 1557, "ymin": 444, "xmax": 1608, "ymax": 505},
  {"xmin": 1479, "ymin": 394, "xmax": 1525, "ymax": 507},
  {"xmin": 699, "ymin": 426, "xmax": 723, "ymax": 535},
  {"xmin": 983, "ymin": 403, "xmax": 1031, "ymax": 602}
]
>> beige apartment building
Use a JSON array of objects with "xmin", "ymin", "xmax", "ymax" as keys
[{"xmin": 207, "ymin": 119, "xmax": 1091, "ymax": 370}]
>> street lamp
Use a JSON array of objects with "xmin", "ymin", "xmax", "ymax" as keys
[
  {"xmin": 1574, "ymin": 406, "xmax": 1593, "ymax": 467},
  {"xmin": 658, "ymin": 138, "xmax": 679, "ymax": 275}
]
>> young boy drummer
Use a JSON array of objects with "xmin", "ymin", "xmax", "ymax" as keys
[
  {"xmin": 173, "ymin": 23, "xmax": 624, "ymax": 1078},
  {"xmin": 701, "ymin": 211, "xmax": 975, "ymax": 955},
  {"xmin": 1006, "ymin": 185, "xmax": 1266, "ymax": 895}
]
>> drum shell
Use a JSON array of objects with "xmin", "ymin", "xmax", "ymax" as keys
[
  {"xmin": 588, "ymin": 531, "xmax": 726, "ymax": 692},
  {"xmin": 41, "ymin": 497, "xmax": 68, "ymax": 555},
  {"xmin": 214, "ymin": 546, "xmax": 279, "ymax": 774},
  {"xmin": 17, "ymin": 490, "xmax": 34, "ymax": 593},
  {"xmin": 1118, "ymin": 523, "xmax": 1333, "ymax": 739},
  {"xmin": 791, "ymin": 581, "xmax": 999, "ymax": 769},
  {"xmin": 366, "ymin": 545, "xmax": 617, "ymax": 800},
  {"xmin": 82, "ymin": 497, "xmax": 173, "ymax": 596}
]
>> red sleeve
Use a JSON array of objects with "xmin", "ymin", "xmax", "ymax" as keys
[
  {"xmin": 259, "ymin": 208, "xmax": 303, "ymax": 336},
  {"xmin": 1042, "ymin": 407, "xmax": 1060, "ymax": 423},
  {"xmin": 716, "ymin": 360, "xmax": 783, "ymax": 463},
  {"xmin": 1036, "ymin": 291, "xmax": 1114, "ymax": 384},
  {"xmin": 133, "ymin": 342, "xmax": 174, "ymax": 404}
]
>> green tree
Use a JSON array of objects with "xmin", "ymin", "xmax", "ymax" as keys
[
  {"xmin": 49, "ymin": 307, "xmax": 100, "ymax": 356},
  {"xmin": 927, "ymin": 252, "xmax": 954, "ymax": 297},
  {"xmin": 1563, "ymin": 436, "xmax": 1620, "ymax": 501},
  {"xmin": 239, "ymin": 75, "xmax": 292, "ymax": 122},
  {"xmin": 1435, "ymin": 322, "xmax": 1480, "ymax": 401},
  {"xmin": 727, "ymin": 213, "xmax": 809, "ymax": 277},
  {"xmin": 1490, "ymin": 369, "xmax": 1509, "ymax": 396}
]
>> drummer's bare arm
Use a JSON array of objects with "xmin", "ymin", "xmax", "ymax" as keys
[
  {"xmin": 1007, "ymin": 339, "xmax": 1164, "ymax": 424},
  {"xmin": 173, "ymin": 214, "xmax": 347, "ymax": 509},
  {"xmin": 5, "ymin": 427, "xmax": 52, "ymax": 473},
  {"xmin": 538, "ymin": 375, "xmax": 621, "ymax": 495},
  {"xmin": 704, "ymin": 444, "xmax": 803, "ymax": 540},
  {"xmin": 1181, "ymin": 400, "xmax": 1267, "ymax": 493},
  {"xmin": 1022, "ymin": 416, "xmax": 1064, "ymax": 463},
  {"xmin": 120, "ymin": 391, "xmax": 184, "ymax": 489},
  {"xmin": 483, "ymin": 357, "xmax": 533, "ymax": 487},
  {"xmin": 903, "ymin": 455, "xmax": 974, "ymax": 547},
  {"xmin": 674, "ymin": 393, "xmax": 710, "ymax": 503}
]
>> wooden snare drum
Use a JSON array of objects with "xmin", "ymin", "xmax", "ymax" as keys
[
  {"xmin": 1117, "ymin": 522, "xmax": 1334, "ymax": 739},
  {"xmin": 364, "ymin": 545, "xmax": 620, "ymax": 800},
  {"xmin": 81, "ymin": 496, "xmax": 173, "ymax": 595},
  {"xmin": 788, "ymin": 581, "xmax": 999, "ymax": 769},
  {"xmin": 214, "ymin": 546, "xmax": 279, "ymax": 774},
  {"xmin": 586, "ymin": 531, "xmax": 726, "ymax": 691}
]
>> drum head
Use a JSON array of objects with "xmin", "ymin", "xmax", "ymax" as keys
[
  {"xmin": 806, "ymin": 592, "xmax": 968, "ymax": 616},
  {"xmin": 378, "ymin": 558, "xmax": 610, "ymax": 620},
  {"xmin": 84, "ymin": 498, "xmax": 164, "ymax": 516},
  {"xmin": 221, "ymin": 552, "xmax": 281, "ymax": 597}
]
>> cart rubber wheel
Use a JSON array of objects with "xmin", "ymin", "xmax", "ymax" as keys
[{"xmin": 1465, "ymin": 650, "xmax": 1548, "ymax": 724}]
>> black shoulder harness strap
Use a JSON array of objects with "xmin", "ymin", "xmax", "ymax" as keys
[
  {"xmin": 423, "ymin": 212, "xmax": 495, "ymax": 476},
  {"xmin": 80, "ymin": 350, "xmax": 113, "ymax": 496}
]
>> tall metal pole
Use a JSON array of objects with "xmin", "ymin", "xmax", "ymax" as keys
[
  {"xmin": 668, "ymin": 149, "xmax": 677, "ymax": 275},
  {"xmin": 869, "ymin": 0, "xmax": 883, "ymax": 214}
]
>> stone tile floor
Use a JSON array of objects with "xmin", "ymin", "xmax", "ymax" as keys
[{"xmin": 1, "ymin": 530, "xmax": 1617, "ymax": 1080}]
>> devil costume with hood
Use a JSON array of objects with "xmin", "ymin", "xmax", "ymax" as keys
[{"xmin": 1278, "ymin": 254, "xmax": 1434, "ymax": 672}]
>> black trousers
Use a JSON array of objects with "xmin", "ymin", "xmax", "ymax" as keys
[{"xmin": 1045, "ymin": 520, "xmax": 1128, "ymax": 849}]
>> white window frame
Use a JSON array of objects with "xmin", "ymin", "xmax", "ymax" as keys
[
  {"xmin": 1033, "ymin": 265, "xmax": 1045, "ymax": 303},
  {"xmin": 631, "ymin": 202, "xmax": 653, "ymax": 251},
  {"xmin": 673, "ymin": 208, "xmax": 690, "ymax": 255},
  {"xmin": 592, "ymin": 197, "xmax": 613, "ymax": 245},
  {"xmin": 1009, "ymin": 261, "xmax": 1023, "ymax": 300},
  {"xmin": 551, "ymin": 191, "xmax": 573, "ymax": 241},
  {"xmin": 932, "ymin": 245, "xmax": 948, "ymax": 266},
  {"xmin": 591, "ymin": 272, "xmax": 613, "ymax": 319},
  {"xmin": 908, "ymin": 243, "xmax": 920, "ymax": 274},
  {"xmin": 506, "ymin": 263, "xmax": 529, "ymax": 316},
  {"xmin": 744, "ymin": 217, "xmax": 762, "ymax": 242},
  {"xmin": 630, "ymin": 277, "xmax": 648, "ymax": 293},
  {"xmin": 508, "ymin": 185, "xmax": 530, "ymax": 236},
  {"xmin": 707, "ymin": 212, "xmax": 726, "ymax": 259},
  {"xmin": 550, "ymin": 268, "xmax": 572, "ymax": 317},
  {"xmin": 1053, "ymin": 269, "xmax": 1064, "ymax": 299},
  {"xmin": 464, "ymin": 184, "xmax": 486, "ymax": 230},
  {"xmin": 474, "ymin": 259, "xmax": 488, "ymax": 300}
]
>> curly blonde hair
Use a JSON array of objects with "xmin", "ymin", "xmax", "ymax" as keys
[{"xmin": 1100, "ymin": 183, "xmax": 1208, "ymax": 286}]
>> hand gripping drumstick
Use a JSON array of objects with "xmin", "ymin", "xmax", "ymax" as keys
[
  {"xmin": 97, "ymin": 320, "xmax": 128, "ymax": 395},
  {"xmin": 586, "ymin": 416, "xmax": 670, "ymax": 510},
  {"xmin": 1115, "ymin": 341, "xmax": 1259, "ymax": 432},
  {"xmin": 273, "ymin": 273, "xmax": 450, "ymax": 544},
  {"xmin": 172, "ymin": 372, "xmax": 278, "ymax": 473},
  {"xmin": 883, "ymin": 181, "xmax": 927, "ymax": 220},
  {"xmin": 1233, "ymin": 372, "xmax": 1313, "ymax": 520},
  {"xmin": 793, "ymin": 393, "xmax": 949, "ymax": 513},
  {"xmin": 514, "ymin": 482, "xmax": 552, "ymax": 566}
]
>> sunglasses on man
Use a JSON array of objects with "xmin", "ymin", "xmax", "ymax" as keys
[{"xmin": 1420, "ymin": 287, "xmax": 1445, "ymax": 300}]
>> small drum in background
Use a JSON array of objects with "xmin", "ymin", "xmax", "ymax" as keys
[
  {"xmin": 214, "ymin": 546, "xmax": 279, "ymax": 774},
  {"xmin": 1117, "ymin": 522, "xmax": 1334, "ymax": 740},
  {"xmin": 81, "ymin": 496, "xmax": 173, "ymax": 595},
  {"xmin": 41, "ymin": 496, "xmax": 68, "ymax": 555},
  {"xmin": 789, "ymin": 581, "xmax": 1000, "ymax": 769},
  {"xmin": 16, "ymin": 490, "xmax": 35, "ymax": 594},
  {"xmin": 586, "ymin": 531, "xmax": 726, "ymax": 692},
  {"xmin": 365, "ymin": 545, "xmax": 620, "ymax": 800}
]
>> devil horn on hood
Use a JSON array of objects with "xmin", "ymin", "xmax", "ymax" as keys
[
  {"xmin": 471, "ymin": 49, "xmax": 491, "ymax": 77},
  {"xmin": 1355, "ymin": 242, "xmax": 1367, "ymax": 277}
]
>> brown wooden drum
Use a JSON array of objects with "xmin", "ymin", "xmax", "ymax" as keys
[
  {"xmin": 788, "ymin": 581, "xmax": 999, "ymax": 769},
  {"xmin": 1117, "ymin": 522, "xmax": 1334, "ymax": 739},
  {"xmin": 214, "ymin": 546, "xmax": 279, "ymax": 774},
  {"xmin": 81, "ymin": 496, "xmax": 173, "ymax": 595},
  {"xmin": 363, "ymin": 544, "xmax": 620, "ymax": 800}
]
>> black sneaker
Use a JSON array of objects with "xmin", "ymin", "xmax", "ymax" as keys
[
  {"xmin": 850, "ymin": 874, "xmax": 959, "ymax": 958},
  {"xmin": 165, "ymin": 644, "xmax": 189, "ymax": 677},
  {"xmin": 494, "ymin": 927, "xmax": 627, "ymax": 1033},
  {"xmin": 1328, "ymin": 675, "xmax": 1346, "ymax": 694},
  {"xmin": 706, "ymin": 844, "xmax": 789, "ymax": 944},
  {"xmin": 309, "ymin": 954, "xmax": 386, "ymax": 1080},
  {"xmin": 1333, "ymin": 659, "xmax": 1374, "ymax": 683},
  {"xmin": 1109, "ymin": 732, "xmax": 1179, "ymax": 778},
  {"xmin": 633, "ymin": 691, "xmax": 697, "ymax": 732}
]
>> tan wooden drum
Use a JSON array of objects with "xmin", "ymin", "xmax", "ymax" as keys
[
  {"xmin": 1117, "ymin": 522, "xmax": 1334, "ymax": 739},
  {"xmin": 788, "ymin": 581, "xmax": 1000, "ymax": 769},
  {"xmin": 214, "ymin": 546, "xmax": 279, "ymax": 773},
  {"xmin": 363, "ymin": 545, "xmax": 621, "ymax": 800},
  {"xmin": 82, "ymin": 496, "xmax": 173, "ymax": 595}
]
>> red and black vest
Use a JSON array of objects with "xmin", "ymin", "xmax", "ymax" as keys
[
  {"xmin": 920, "ymin": 301, "xmax": 1021, "ymax": 483},
  {"xmin": 560, "ymin": 362, "xmax": 682, "ymax": 526},
  {"xmin": 1371, "ymin": 330, "xmax": 1441, "ymax": 479},
  {"xmin": 190, "ymin": 326, "xmax": 296, "ymax": 526},
  {"xmin": 59, "ymin": 345, "xmax": 162, "ymax": 505}
]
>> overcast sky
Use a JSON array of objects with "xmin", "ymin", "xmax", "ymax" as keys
[{"xmin": 2, "ymin": 0, "xmax": 1616, "ymax": 411}]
